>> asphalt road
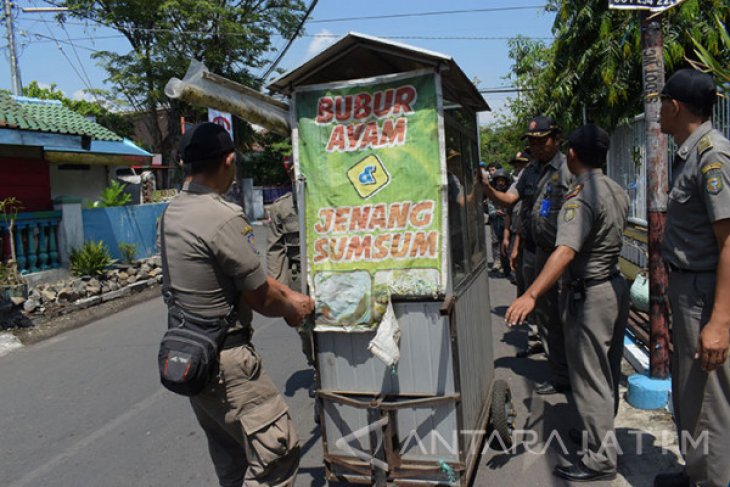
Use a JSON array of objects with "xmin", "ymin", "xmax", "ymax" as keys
[{"xmin": 0, "ymin": 225, "xmax": 624, "ymax": 486}]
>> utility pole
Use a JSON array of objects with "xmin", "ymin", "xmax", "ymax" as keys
[
  {"xmin": 3, "ymin": 0, "xmax": 22, "ymax": 95},
  {"xmin": 640, "ymin": 12, "xmax": 671, "ymax": 379}
]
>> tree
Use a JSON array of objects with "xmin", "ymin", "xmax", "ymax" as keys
[
  {"xmin": 240, "ymin": 131, "xmax": 292, "ymax": 186},
  {"xmin": 689, "ymin": 14, "xmax": 730, "ymax": 88},
  {"xmin": 479, "ymin": 120, "xmax": 525, "ymax": 171},
  {"xmin": 55, "ymin": 0, "xmax": 307, "ymax": 163},
  {"xmin": 505, "ymin": 0, "xmax": 730, "ymax": 131},
  {"xmin": 22, "ymin": 81, "xmax": 134, "ymax": 138}
]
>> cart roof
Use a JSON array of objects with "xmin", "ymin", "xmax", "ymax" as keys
[{"xmin": 267, "ymin": 32, "xmax": 489, "ymax": 112}]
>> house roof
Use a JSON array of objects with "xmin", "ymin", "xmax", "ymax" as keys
[
  {"xmin": 267, "ymin": 32, "xmax": 489, "ymax": 113},
  {"xmin": 0, "ymin": 92, "xmax": 122, "ymax": 141}
]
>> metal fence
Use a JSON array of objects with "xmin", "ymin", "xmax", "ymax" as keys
[{"xmin": 607, "ymin": 97, "xmax": 730, "ymax": 225}]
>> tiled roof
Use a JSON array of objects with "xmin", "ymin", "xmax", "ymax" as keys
[{"xmin": 0, "ymin": 92, "xmax": 122, "ymax": 141}]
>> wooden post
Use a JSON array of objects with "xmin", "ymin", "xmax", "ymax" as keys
[{"xmin": 641, "ymin": 12, "xmax": 671, "ymax": 379}]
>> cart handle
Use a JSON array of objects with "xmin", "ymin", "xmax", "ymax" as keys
[
  {"xmin": 318, "ymin": 390, "xmax": 461, "ymax": 410},
  {"xmin": 440, "ymin": 295, "xmax": 456, "ymax": 316}
]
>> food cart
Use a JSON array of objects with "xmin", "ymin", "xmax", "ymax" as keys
[{"xmin": 166, "ymin": 32, "xmax": 514, "ymax": 486}]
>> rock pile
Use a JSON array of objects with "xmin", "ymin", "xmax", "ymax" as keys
[{"xmin": 14, "ymin": 256, "xmax": 163, "ymax": 316}]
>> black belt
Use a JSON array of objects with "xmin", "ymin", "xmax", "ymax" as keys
[
  {"xmin": 222, "ymin": 329, "xmax": 252, "ymax": 350},
  {"xmin": 667, "ymin": 262, "xmax": 714, "ymax": 274},
  {"xmin": 570, "ymin": 272, "xmax": 620, "ymax": 289}
]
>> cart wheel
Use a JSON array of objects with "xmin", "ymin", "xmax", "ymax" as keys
[{"xmin": 489, "ymin": 380, "xmax": 515, "ymax": 449}]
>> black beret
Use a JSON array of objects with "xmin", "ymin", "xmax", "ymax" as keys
[
  {"xmin": 661, "ymin": 69, "xmax": 716, "ymax": 112},
  {"xmin": 526, "ymin": 115, "xmax": 559, "ymax": 138},
  {"xmin": 182, "ymin": 122, "xmax": 235, "ymax": 165},
  {"xmin": 568, "ymin": 123, "xmax": 610, "ymax": 153}
]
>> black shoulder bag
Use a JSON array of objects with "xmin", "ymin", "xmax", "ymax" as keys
[{"xmin": 157, "ymin": 212, "xmax": 236, "ymax": 396}]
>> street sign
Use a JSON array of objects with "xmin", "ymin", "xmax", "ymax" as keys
[
  {"xmin": 207, "ymin": 108, "xmax": 234, "ymax": 139},
  {"xmin": 609, "ymin": 0, "xmax": 686, "ymax": 12}
]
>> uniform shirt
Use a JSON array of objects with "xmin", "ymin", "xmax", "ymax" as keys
[
  {"xmin": 509, "ymin": 159, "xmax": 543, "ymax": 244},
  {"xmin": 530, "ymin": 151, "xmax": 572, "ymax": 250},
  {"xmin": 267, "ymin": 191, "xmax": 301, "ymax": 287},
  {"xmin": 160, "ymin": 182, "xmax": 266, "ymax": 326},
  {"xmin": 508, "ymin": 168, "xmax": 524, "ymax": 234},
  {"xmin": 556, "ymin": 169, "xmax": 629, "ymax": 281},
  {"xmin": 663, "ymin": 121, "xmax": 730, "ymax": 271}
]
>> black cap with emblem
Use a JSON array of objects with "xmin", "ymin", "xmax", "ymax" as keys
[
  {"xmin": 568, "ymin": 123, "xmax": 610, "ymax": 167},
  {"xmin": 661, "ymin": 69, "xmax": 716, "ymax": 116},
  {"xmin": 525, "ymin": 115, "xmax": 559, "ymax": 138},
  {"xmin": 182, "ymin": 122, "xmax": 235, "ymax": 166}
]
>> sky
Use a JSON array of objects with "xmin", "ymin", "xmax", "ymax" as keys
[{"xmin": 0, "ymin": 0, "xmax": 556, "ymax": 125}]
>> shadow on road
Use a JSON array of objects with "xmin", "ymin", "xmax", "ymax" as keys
[{"xmin": 285, "ymin": 368, "xmax": 313, "ymax": 397}]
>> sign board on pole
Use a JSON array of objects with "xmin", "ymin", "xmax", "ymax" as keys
[
  {"xmin": 608, "ymin": 0, "xmax": 686, "ymax": 12},
  {"xmin": 207, "ymin": 108, "xmax": 234, "ymax": 139},
  {"xmin": 295, "ymin": 71, "xmax": 444, "ymax": 331}
]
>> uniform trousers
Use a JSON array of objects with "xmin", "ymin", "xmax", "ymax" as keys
[
  {"xmin": 190, "ymin": 344, "xmax": 300, "ymax": 487},
  {"xmin": 520, "ymin": 246, "xmax": 540, "ymax": 345},
  {"xmin": 561, "ymin": 276, "xmax": 628, "ymax": 472},
  {"xmin": 668, "ymin": 271, "xmax": 730, "ymax": 487},
  {"xmin": 535, "ymin": 247, "xmax": 570, "ymax": 386}
]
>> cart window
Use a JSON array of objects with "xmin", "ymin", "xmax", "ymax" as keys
[
  {"xmin": 445, "ymin": 108, "xmax": 485, "ymax": 290},
  {"xmin": 446, "ymin": 133, "xmax": 469, "ymax": 285}
]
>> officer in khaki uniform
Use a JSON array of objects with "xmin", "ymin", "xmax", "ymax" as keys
[
  {"xmin": 161, "ymin": 123, "xmax": 314, "ymax": 487},
  {"xmin": 506, "ymin": 124, "xmax": 629, "ymax": 482},
  {"xmin": 483, "ymin": 116, "xmax": 571, "ymax": 394},
  {"xmin": 527, "ymin": 117, "xmax": 572, "ymax": 395},
  {"xmin": 267, "ymin": 159, "xmax": 315, "ymax": 373},
  {"xmin": 653, "ymin": 70, "xmax": 730, "ymax": 487}
]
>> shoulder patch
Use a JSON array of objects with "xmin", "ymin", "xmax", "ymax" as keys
[
  {"xmin": 551, "ymin": 172, "xmax": 559, "ymax": 183},
  {"xmin": 563, "ymin": 208, "xmax": 576, "ymax": 222},
  {"xmin": 698, "ymin": 135, "xmax": 714, "ymax": 156},
  {"xmin": 565, "ymin": 184, "xmax": 583, "ymax": 200},
  {"xmin": 563, "ymin": 202, "xmax": 581, "ymax": 209},
  {"xmin": 701, "ymin": 162, "xmax": 723, "ymax": 175},
  {"xmin": 242, "ymin": 225, "xmax": 259, "ymax": 254},
  {"xmin": 706, "ymin": 176, "xmax": 724, "ymax": 195}
]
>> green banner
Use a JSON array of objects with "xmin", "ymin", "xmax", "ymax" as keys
[{"xmin": 296, "ymin": 72, "xmax": 443, "ymax": 330}]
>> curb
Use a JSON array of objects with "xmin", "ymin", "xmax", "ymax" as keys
[
  {"xmin": 0, "ymin": 332, "xmax": 24, "ymax": 358},
  {"xmin": 11, "ymin": 285, "xmax": 162, "ymax": 347}
]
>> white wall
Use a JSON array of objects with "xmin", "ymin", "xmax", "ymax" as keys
[{"xmin": 49, "ymin": 164, "xmax": 109, "ymax": 205}]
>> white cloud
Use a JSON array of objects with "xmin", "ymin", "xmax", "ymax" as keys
[
  {"xmin": 305, "ymin": 29, "xmax": 337, "ymax": 59},
  {"xmin": 72, "ymin": 89, "xmax": 97, "ymax": 102}
]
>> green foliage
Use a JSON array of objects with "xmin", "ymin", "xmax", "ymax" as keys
[
  {"xmin": 240, "ymin": 132, "xmax": 293, "ymax": 185},
  {"xmin": 479, "ymin": 121, "xmax": 525, "ymax": 171},
  {"xmin": 118, "ymin": 242, "xmax": 138, "ymax": 264},
  {"xmin": 506, "ymin": 0, "xmax": 730, "ymax": 131},
  {"xmin": 70, "ymin": 241, "xmax": 115, "ymax": 277},
  {"xmin": 58, "ymin": 0, "xmax": 308, "ymax": 164},
  {"xmin": 97, "ymin": 180, "xmax": 133, "ymax": 207},
  {"xmin": 689, "ymin": 14, "xmax": 730, "ymax": 88},
  {"xmin": 22, "ymin": 81, "xmax": 134, "ymax": 139}
]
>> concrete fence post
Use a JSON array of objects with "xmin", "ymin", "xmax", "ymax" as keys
[{"xmin": 52, "ymin": 196, "xmax": 84, "ymax": 267}]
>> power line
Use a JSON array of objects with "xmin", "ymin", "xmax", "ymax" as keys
[
  {"xmin": 40, "ymin": 24, "xmax": 97, "ymax": 94},
  {"xmin": 260, "ymin": 0, "xmax": 318, "ymax": 81},
  {"xmin": 60, "ymin": 22, "xmax": 95, "ymax": 94},
  {"xmin": 308, "ymin": 5, "xmax": 547, "ymax": 23},
  {"xmin": 22, "ymin": 24, "xmax": 552, "ymax": 42},
  {"xmin": 25, "ymin": 32, "xmax": 103, "ymax": 52}
]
